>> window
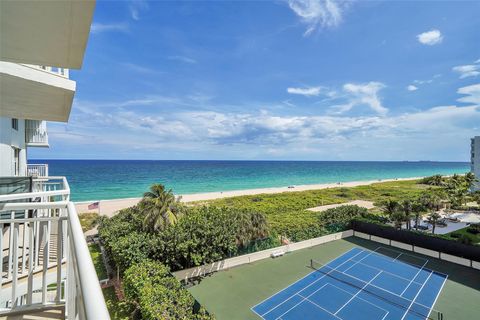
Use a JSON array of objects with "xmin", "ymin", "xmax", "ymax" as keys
[
  {"xmin": 13, "ymin": 147, "xmax": 20, "ymax": 176},
  {"xmin": 12, "ymin": 118, "xmax": 18, "ymax": 130}
]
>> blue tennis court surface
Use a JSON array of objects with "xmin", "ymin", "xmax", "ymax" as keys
[{"xmin": 252, "ymin": 247, "xmax": 448, "ymax": 320}]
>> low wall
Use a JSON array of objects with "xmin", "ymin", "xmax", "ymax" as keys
[
  {"xmin": 173, "ymin": 230, "xmax": 353, "ymax": 281},
  {"xmin": 353, "ymin": 229, "xmax": 477, "ymax": 269}
]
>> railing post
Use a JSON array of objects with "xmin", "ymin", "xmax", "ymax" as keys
[
  {"xmin": 27, "ymin": 221, "xmax": 34, "ymax": 304},
  {"xmin": 56, "ymin": 217, "xmax": 63, "ymax": 302},
  {"xmin": 41, "ymin": 221, "xmax": 50, "ymax": 305},
  {"xmin": 0, "ymin": 223, "xmax": 3, "ymax": 293},
  {"xmin": 11, "ymin": 223, "xmax": 19, "ymax": 308},
  {"xmin": 66, "ymin": 228, "xmax": 75, "ymax": 320},
  {"xmin": 7, "ymin": 211, "xmax": 14, "ymax": 280}
]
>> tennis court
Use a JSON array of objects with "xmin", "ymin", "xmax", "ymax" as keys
[{"xmin": 252, "ymin": 247, "xmax": 448, "ymax": 320}]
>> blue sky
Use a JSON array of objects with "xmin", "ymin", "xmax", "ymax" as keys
[{"xmin": 31, "ymin": 0, "xmax": 480, "ymax": 161}]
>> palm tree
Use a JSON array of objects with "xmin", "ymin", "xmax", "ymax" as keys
[
  {"xmin": 473, "ymin": 191, "xmax": 480, "ymax": 206},
  {"xmin": 464, "ymin": 172, "xmax": 477, "ymax": 190},
  {"xmin": 427, "ymin": 211, "xmax": 441, "ymax": 234},
  {"xmin": 400, "ymin": 200, "xmax": 413, "ymax": 230},
  {"xmin": 234, "ymin": 211, "xmax": 269, "ymax": 247},
  {"xmin": 411, "ymin": 201, "xmax": 425, "ymax": 230},
  {"xmin": 391, "ymin": 211, "xmax": 406, "ymax": 229},
  {"xmin": 381, "ymin": 199, "xmax": 399, "ymax": 217},
  {"xmin": 139, "ymin": 184, "xmax": 183, "ymax": 232},
  {"xmin": 249, "ymin": 212, "xmax": 269, "ymax": 240},
  {"xmin": 419, "ymin": 190, "xmax": 443, "ymax": 211},
  {"xmin": 381, "ymin": 199, "xmax": 405, "ymax": 229}
]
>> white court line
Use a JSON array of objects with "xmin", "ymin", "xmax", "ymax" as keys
[
  {"xmin": 319, "ymin": 262, "xmax": 436, "ymax": 311},
  {"xmin": 349, "ymin": 258, "xmax": 424, "ymax": 286},
  {"xmin": 334, "ymin": 270, "xmax": 383, "ymax": 316},
  {"xmin": 251, "ymin": 247, "xmax": 358, "ymax": 312},
  {"xmin": 269, "ymin": 251, "xmax": 371, "ymax": 320},
  {"xmin": 254, "ymin": 248, "xmax": 364, "ymax": 317},
  {"xmin": 322, "ymin": 282, "xmax": 389, "ymax": 315},
  {"xmin": 294, "ymin": 295, "xmax": 343, "ymax": 320},
  {"xmin": 400, "ymin": 258, "xmax": 429, "ymax": 296},
  {"xmin": 343, "ymin": 247, "xmax": 384, "ymax": 274},
  {"xmin": 400, "ymin": 270, "xmax": 433, "ymax": 320},
  {"xmin": 393, "ymin": 252, "xmax": 403, "ymax": 261},
  {"xmin": 273, "ymin": 284, "xmax": 333, "ymax": 320},
  {"xmin": 375, "ymin": 246, "xmax": 447, "ymax": 277},
  {"xmin": 262, "ymin": 250, "xmax": 364, "ymax": 317},
  {"xmin": 426, "ymin": 273, "xmax": 449, "ymax": 320}
]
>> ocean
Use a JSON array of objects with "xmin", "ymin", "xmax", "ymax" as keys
[{"xmin": 29, "ymin": 160, "xmax": 470, "ymax": 202}]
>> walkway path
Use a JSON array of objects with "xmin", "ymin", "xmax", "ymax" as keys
[{"xmin": 306, "ymin": 200, "xmax": 375, "ymax": 212}]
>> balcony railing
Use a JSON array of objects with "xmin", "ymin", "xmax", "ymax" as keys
[
  {"xmin": 22, "ymin": 64, "xmax": 70, "ymax": 78},
  {"xmin": 27, "ymin": 164, "xmax": 49, "ymax": 178},
  {"xmin": 0, "ymin": 177, "xmax": 110, "ymax": 319},
  {"xmin": 25, "ymin": 120, "xmax": 49, "ymax": 147}
]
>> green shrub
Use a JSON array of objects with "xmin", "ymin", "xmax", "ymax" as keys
[
  {"xmin": 123, "ymin": 260, "xmax": 214, "ymax": 320},
  {"xmin": 78, "ymin": 212, "xmax": 100, "ymax": 232},
  {"xmin": 458, "ymin": 233, "xmax": 474, "ymax": 245},
  {"xmin": 419, "ymin": 175, "xmax": 444, "ymax": 186},
  {"xmin": 467, "ymin": 224, "xmax": 480, "ymax": 235}
]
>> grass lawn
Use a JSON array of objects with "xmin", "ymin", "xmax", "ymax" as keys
[
  {"xmin": 103, "ymin": 286, "xmax": 130, "ymax": 320},
  {"xmin": 198, "ymin": 179, "xmax": 431, "ymax": 240},
  {"xmin": 88, "ymin": 243, "xmax": 108, "ymax": 280},
  {"xmin": 188, "ymin": 237, "xmax": 480, "ymax": 320},
  {"xmin": 79, "ymin": 212, "xmax": 99, "ymax": 232},
  {"xmin": 445, "ymin": 225, "xmax": 480, "ymax": 245}
]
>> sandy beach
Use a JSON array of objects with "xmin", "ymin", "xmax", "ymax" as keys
[{"xmin": 75, "ymin": 176, "xmax": 422, "ymax": 217}]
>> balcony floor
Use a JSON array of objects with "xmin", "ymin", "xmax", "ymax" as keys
[{"xmin": 0, "ymin": 306, "xmax": 64, "ymax": 320}]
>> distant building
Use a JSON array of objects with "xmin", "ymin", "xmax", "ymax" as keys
[{"xmin": 471, "ymin": 136, "xmax": 480, "ymax": 191}]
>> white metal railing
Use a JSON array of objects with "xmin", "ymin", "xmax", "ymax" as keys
[
  {"xmin": 27, "ymin": 164, "xmax": 49, "ymax": 178},
  {"xmin": 0, "ymin": 178, "xmax": 109, "ymax": 319},
  {"xmin": 0, "ymin": 177, "xmax": 69, "ymax": 204},
  {"xmin": 22, "ymin": 64, "xmax": 70, "ymax": 78},
  {"xmin": 25, "ymin": 120, "xmax": 49, "ymax": 147}
]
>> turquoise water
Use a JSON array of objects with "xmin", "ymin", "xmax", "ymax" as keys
[{"xmin": 30, "ymin": 160, "xmax": 470, "ymax": 202}]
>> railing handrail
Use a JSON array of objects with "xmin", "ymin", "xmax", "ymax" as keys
[
  {"xmin": 26, "ymin": 164, "xmax": 49, "ymax": 177},
  {"xmin": 21, "ymin": 64, "xmax": 70, "ymax": 78},
  {"xmin": 0, "ymin": 176, "xmax": 69, "ymax": 202},
  {"xmin": 0, "ymin": 199, "xmax": 110, "ymax": 319},
  {"xmin": 66, "ymin": 202, "xmax": 110, "ymax": 319}
]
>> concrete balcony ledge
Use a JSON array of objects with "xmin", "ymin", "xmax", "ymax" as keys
[{"xmin": 0, "ymin": 63, "xmax": 75, "ymax": 122}]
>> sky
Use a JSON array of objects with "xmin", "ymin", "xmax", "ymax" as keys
[{"xmin": 30, "ymin": 0, "xmax": 480, "ymax": 161}]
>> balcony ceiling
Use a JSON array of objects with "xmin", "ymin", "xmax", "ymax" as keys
[
  {"xmin": 0, "ymin": 0, "xmax": 95, "ymax": 69},
  {"xmin": 0, "ymin": 63, "xmax": 75, "ymax": 122}
]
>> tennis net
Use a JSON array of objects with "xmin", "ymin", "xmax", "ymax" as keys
[{"xmin": 310, "ymin": 259, "xmax": 444, "ymax": 320}]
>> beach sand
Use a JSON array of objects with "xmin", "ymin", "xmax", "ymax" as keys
[{"xmin": 74, "ymin": 176, "xmax": 421, "ymax": 217}]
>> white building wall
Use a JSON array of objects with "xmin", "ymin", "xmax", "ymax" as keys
[
  {"xmin": 0, "ymin": 117, "xmax": 27, "ymax": 176},
  {"xmin": 472, "ymin": 136, "xmax": 480, "ymax": 191}
]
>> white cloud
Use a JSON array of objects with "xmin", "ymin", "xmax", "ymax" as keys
[
  {"xmin": 167, "ymin": 55, "xmax": 197, "ymax": 64},
  {"xmin": 407, "ymin": 85, "xmax": 418, "ymax": 91},
  {"xmin": 71, "ymin": 99, "xmax": 479, "ymax": 153},
  {"xmin": 457, "ymin": 83, "xmax": 480, "ymax": 105},
  {"xmin": 335, "ymin": 82, "xmax": 388, "ymax": 115},
  {"xmin": 287, "ymin": 86, "xmax": 324, "ymax": 96},
  {"xmin": 129, "ymin": 0, "xmax": 149, "ymax": 20},
  {"xmin": 287, "ymin": 0, "xmax": 350, "ymax": 36},
  {"xmin": 452, "ymin": 64, "xmax": 480, "ymax": 79},
  {"xmin": 91, "ymin": 23, "xmax": 129, "ymax": 34},
  {"xmin": 49, "ymin": 92, "xmax": 480, "ymax": 160},
  {"xmin": 417, "ymin": 29, "xmax": 443, "ymax": 45},
  {"xmin": 122, "ymin": 63, "xmax": 159, "ymax": 74}
]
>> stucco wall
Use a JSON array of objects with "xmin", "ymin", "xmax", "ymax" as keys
[{"xmin": 0, "ymin": 117, "xmax": 26, "ymax": 176}]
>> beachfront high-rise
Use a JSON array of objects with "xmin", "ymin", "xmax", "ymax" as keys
[
  {"xmin": 0, "ymin": 1, "xmax": 109, "ymax": 319},
  {"xmin": 472, "ymin": 136, "xmax": 480, "ymax": 191}
]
